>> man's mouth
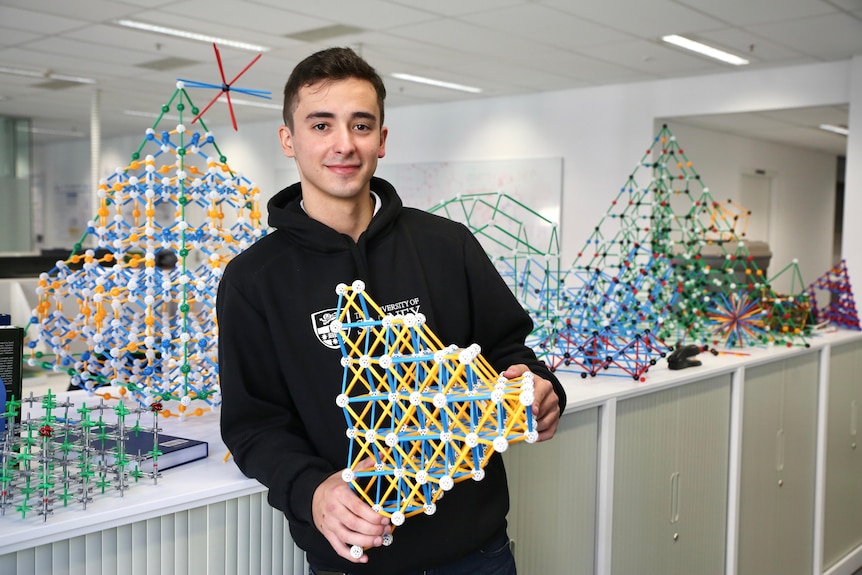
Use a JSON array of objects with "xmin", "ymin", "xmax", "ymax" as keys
[{"xmin": 327, "ymin": 164, "xmax": 360, "ymax": 175}]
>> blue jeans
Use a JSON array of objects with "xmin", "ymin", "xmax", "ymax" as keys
[{"xmin": 309, "ymin": 531, "xmax": 517, "ymax": 575}]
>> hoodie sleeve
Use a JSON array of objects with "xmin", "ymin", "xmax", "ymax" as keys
[
  {"xmin": 460, "ymin": 229, "xmax": 567, "ymax": 415},
  {"xmin": 217, "ymin": 267, "xmax": 331, "ymax": 526}
]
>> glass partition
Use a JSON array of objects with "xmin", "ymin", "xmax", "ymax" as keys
[{"xmin": 0, "ymin": 117, "xmax": 33, "ymax": 254}]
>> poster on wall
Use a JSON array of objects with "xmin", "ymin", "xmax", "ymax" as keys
[{"xmin": 54, "ymin": 183, "xmax": 92, "ymax": 247}]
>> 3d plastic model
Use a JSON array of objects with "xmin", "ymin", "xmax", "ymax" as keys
[
  {"xmin": 179, "ymin": 42, "xmax": 271, "ymax": 131},
  {"xmin": 807, "ymin": 259, "xmax": 860, "ymax": 330},
  {"xmin": 25, "ymin": 82, "xmax": 267, "ymax": 414},
  {"xmin": 537, "ymin": 243, "xmax": 675, "ymax": 380},
  {"xmin": 559, "ymin": 124, "xmax": 823, "ymax": 358},
  {"xmin": 705, "ymin": 292, "xmax": 766, "ymax": 348},
  {"xmin": 1, "ymin": 391, "xmax": 164, "ymax": 521},
  {"xmin": 430, "ymin": 125, "xmax": 844, "ymax": 380},
  {"xmin": 427, "ymin": 191, "xmax": 563, "ymax": 324},
  {"xmin": 332, "ymin": 280, "xmax": 537, "ymax": 549}
]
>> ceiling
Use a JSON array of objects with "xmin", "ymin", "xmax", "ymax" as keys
[{"xmin": 0, "ymin": 0, "xmax": 860, "ymax": 154}]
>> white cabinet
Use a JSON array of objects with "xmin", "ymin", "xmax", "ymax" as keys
[
  {"xmin": 823, "ymin": 340, "xmax": 862, "ymax": 570},
  {"xmin": 738, "ymin": 353, "xmax": 819, "ymax": 575},
  {"xmin": 610, "ymin": 374, "xmax": 732, "ymax": 575},
  {"xmin": 505, "ymin": 407, "xmax": 599, "ymax": 575}
]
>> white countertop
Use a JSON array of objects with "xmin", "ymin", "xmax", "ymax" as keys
[{"xmin": 554, "ymin": 327, "xmax": 862, "ymax": 411}]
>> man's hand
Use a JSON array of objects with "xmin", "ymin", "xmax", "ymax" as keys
[
  {"xmin": 502, "ymin": 364, "xmax": 561, "ymax": 442},
  {"xmin": 312, "ymin": 458, "xmax": 391, "ymax": 563}
]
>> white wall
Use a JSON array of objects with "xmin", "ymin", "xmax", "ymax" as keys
[
  {"xmin": 653, "ymin": 120, "xmax": 838, "ymax": 294},
  {"xmin": 34, "ymin": 59, "xmax": 859, "ymax": 291},
  {"xmin": 845, "ymin": 55, "xmax": 862, "ymax": 297},
  {"xmin": 382, "ymin": 60, "xmax": 852, "ymax": 270}
]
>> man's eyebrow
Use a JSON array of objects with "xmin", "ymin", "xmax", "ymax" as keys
[
  {"xmin": 352, "ymin": 111, "xmax": 378, "ymax": 122},
  {"xmin": 305, "ymin": 111, "xmax": 335, "ymax": 121},
  {"xmin": 303, "ymin": 111, "xmax": 378, "ymax": 122}
]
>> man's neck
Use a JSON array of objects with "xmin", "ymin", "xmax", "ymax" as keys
[{"xmin": 302, "ymin": 192, "xmax": 375, "ymax": 242}]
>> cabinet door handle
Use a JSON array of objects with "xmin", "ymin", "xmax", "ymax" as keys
[
  {"xmin": 852, "ymin": 400, "xmax": 858, "ymax": 439},
  {"xmin": 776, "ymin": 429, "xmax": 785, "ymax": 472},
  {"xmin": 670, "ymin": 472, "xmax": 680, "ymax": 524}
]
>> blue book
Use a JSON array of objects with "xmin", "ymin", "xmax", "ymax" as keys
[
  {"xmin": 121, "ymin": 430, "xmax": 209, "ymax": 473},
  {"xmin": 57, "ymin": 427, "xmax": 209, "ymax": 473}
]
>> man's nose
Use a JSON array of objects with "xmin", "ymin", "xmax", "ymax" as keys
[{"xmin": 331, "ymin": 125, "xmax": 356, "ymax": 154}]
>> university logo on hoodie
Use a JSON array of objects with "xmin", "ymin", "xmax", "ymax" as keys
[{"xmin": 311, "ymin": 308, "xmax": 352, "ymax": 349}]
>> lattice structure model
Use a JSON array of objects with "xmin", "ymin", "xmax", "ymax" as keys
[
  {"xmin": 25, "ymin": 84, "xmax": 267, "ymax": 415},
  {"xmin": 807, "ymin": 260, "xmax": 861, "ymax": 330},
  {"xmin": 536, "ymin": 243, "xmax": 675, "ymax": 380},
  {"xmin": 758, "ymin": 259, "xmax": 813, "ymax": 346},
  {"xmin": 179, "ymin": 42, "xmax": 271, "ymax": 131},
  {"xmin": 705, "ymin": 291, "xmax": 767, "ymax": 348},
  {"xmin": 332, "ymin": 280, "xmax": 537, "ymax": 546},
  {"xmin": 564, "ymin": 124, "xmax": 812, "ymax": 354},
  {"xmin": 1, "ymin": 391, "xmax": 164, "ymax": 521},
  {"xmin": 427, "ymin": 192, "xmax": 564, "ymax": 335}
]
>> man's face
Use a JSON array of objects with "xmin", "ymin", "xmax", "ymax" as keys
[{"xmin": 279, "ymin": 77, "xmax": 387, "ymax": 203}]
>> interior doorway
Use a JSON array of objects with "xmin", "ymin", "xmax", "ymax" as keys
[{"xmin": 739, "ymin": 172, "xmax": 772, "ymax": 245}]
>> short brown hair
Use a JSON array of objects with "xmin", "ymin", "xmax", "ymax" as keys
[{"xmin": 282, "ymin": 47, "xmax": 386, "ymax": 131}]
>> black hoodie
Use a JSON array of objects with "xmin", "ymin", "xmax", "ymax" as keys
[{"xmin": 217, "ymin": 177, "xmax": 565, "ymax": 574}]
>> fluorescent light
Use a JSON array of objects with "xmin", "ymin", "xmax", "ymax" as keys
[
  {"xmin": 114, "ymin": 20, "xmax": 270, "ymax": 53},
  {"xmin": 661, "ymin": 34, "xmax": 749, "ymax": 66},
  {"xmin": 390, "ymin": 73, "xmax": 482, "ymax": 94},
  {"xmin": 218, "ymin": 97, "xmax": 281, "ymax": 110},
  {"xmin": 124, "ymin": 109, "xmax": 181, "ymax": 121},
  {"xmin": 0, "ymin": 65, "xmax": 96, "ymax": 84},
  {"xmin": 48, "ymin": 73, "xmax": 98, "ymax": 85},
  {"xmin": 29, "ymin": 127, "xmax": 87, "ymax": 138},
  {"xmin": 819, "ymin": 123, "xmax": 849, "ymax": 136},
  {"xmin": 0, "ymin": 65, "xmax": 44, "ymax": 79}
]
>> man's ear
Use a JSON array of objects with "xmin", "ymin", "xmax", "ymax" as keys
[
  {"xmin": 278, "ymin": 125, "xmax": 295, "ymax": 158},
  {"xmin": 378, "ymin": 126, "xmax": 388, "ymax": 159}
]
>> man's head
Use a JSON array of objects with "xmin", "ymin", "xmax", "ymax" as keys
[
  {"xmin": 282, "ymin": 47, "xmax": 386, "ymax": 132},
  {"xmin": 277, "ymin": 47, "xmax": 389, "ymax": 223}
]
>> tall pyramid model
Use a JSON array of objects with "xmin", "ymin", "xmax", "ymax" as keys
[
  {"xmin": 26, "ymin": 83, "xmax": 267, "ymax": 416},
  {"xmin": 524, "ymin": 124, "xmax": 819, "ymax": 381}
]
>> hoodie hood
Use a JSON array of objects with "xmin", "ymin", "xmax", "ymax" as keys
[{"xmin": 266, "ymin": 176, "xmax": 403, "ymax": 253}]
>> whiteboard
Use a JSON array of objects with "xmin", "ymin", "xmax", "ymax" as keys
[{"xmin": 376, "ymin": 157, "xmax": 563, "ymax": 258}]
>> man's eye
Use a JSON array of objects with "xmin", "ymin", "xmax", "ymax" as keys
[
  {"xmin": 313, "ymin": 123, "xmax": 327, "ymax": 131},
  {"xmin": 354, "ymin": 124, "xmax": 370, "ymax": 131}
]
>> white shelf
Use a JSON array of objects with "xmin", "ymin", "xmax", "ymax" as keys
[{"xmin": 0, "ymin": 389, "xmax": 262, "ymax": 555}]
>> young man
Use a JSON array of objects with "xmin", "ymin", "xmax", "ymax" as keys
[{"xmin": 217, "ymin": 47, "xmax": 566, "ymax": 575}]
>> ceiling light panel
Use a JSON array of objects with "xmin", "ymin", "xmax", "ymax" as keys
[
  {"xmin": 390, "ymin": 73, "xmax": 482, "ymax": 94},
  {"xmin": 819, "ymin": 123, "xmax": 849, "ymax": 136},
  {"xmin": 0, "ymin": 65, "xmax": 96, "ymax": 84},
  {"xmin": 114, "ymin": 20, "xmax": 270, "ymax": 52},
  {"xmin": 217, "ymin": 97, "xmax": 281, "ymax": 110},
  {"xmin": 661, "ymin": 34, "xmax": 750, "ymax": 65},
  {"xmin": 285, "ymin": 24, "xmax": 365, "ymax": 42},
  {"xmin": 136, "ymin": 57, "xmax": 201, "ymax": 71}
]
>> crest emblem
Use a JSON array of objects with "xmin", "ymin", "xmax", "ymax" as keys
[{"xmin": 311, "ymin": 308, "xmax": 352, "ymax": 349}]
